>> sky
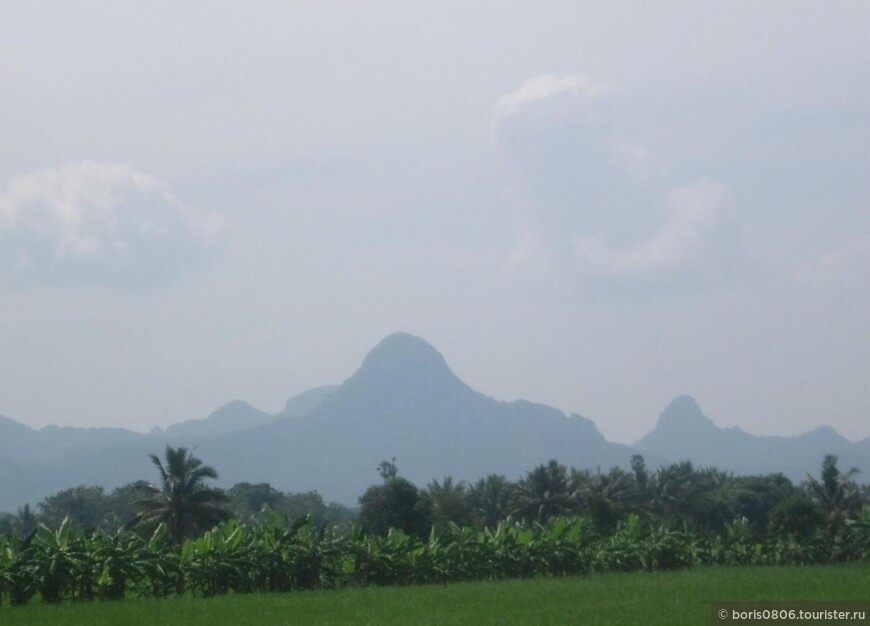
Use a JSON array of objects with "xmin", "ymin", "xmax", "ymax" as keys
[{"xmin": 1, "ymin": 2, "xmax": 868, "ymax": 444}]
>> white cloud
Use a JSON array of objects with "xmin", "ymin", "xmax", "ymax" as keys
[
  {"xmin": 491, "ymin": 74, "xmax": 607, "ymax": 136},
  {"xmin": 573, "ymin": 179, "xmax": 729, "ymax": 276},
  {"xmin": 493, "ymin": 74, "xmax": 734, "ymax": 285},
  {"xmin": 0, "ymin": 161, "xmax": 222, "ymax": 287}
]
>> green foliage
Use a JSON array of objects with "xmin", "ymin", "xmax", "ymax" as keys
[
  {"xmin": 509, "ymin": 460, "xmax": 575, "ymax": 523},
  {"xmin": 2, "ymin": 453, "xmax": 868, "ymax": 608},
  {"xmin": 467, "ymin": 474, "xmax": 513, "ymax": 529},
  {"xmin": 0, "ymin": 515, "xmax": 14, "ymax": 538},
  {"xmin": 1, "ymin": 507, "xmax": 869, "ymax": 608},
  {"xmin": 0, "ymin": 528, "xmax": 38, "ymax": 606},
  {"xmin": 426, "ymin": 477, "xmax": 473, "ymax": 529},
  {"xmin": 769, "ymin": 494, "xmax": 825, "ymax": 539},
  {"xmin": 573, "ymin": 467, "xmax": 638, "ymax": 535},
  {"xmin": 103, "ymin": 482, "xmax": 152, "ymax": 532},
  {"xmin": 17, "ymin": 505, "xmax": 37, "ymax": 536},
  {"xmin": 357, "ymin": 477, "xmax": 432, "ymax": 538},
  {"xmin": 129, "ymin": 446, "xmax": 231, "ymax": 543},
  {"xmin": 717, "ymin": 474, "xmax": 795, "ymax": 533},
  {"xmin": 37, "ymin": 486, "xmax": 110, "ymax": 531},
  {"xmin": 804, "ymin": 454, "xmax": 862, "ymax": 538},
  {"xmin": 376, "ymin": 458, "xmax": 399, "ymax": 482},
  {"xmin": 224, "ymin": 484, "xmax": 348, "ymax": 528},
  {"xmin": 847, "ymin": 506, "xmax": 870, "ymax": 559}
]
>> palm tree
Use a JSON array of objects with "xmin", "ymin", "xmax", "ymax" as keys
[
  {"xmin": 467, "ymin": 474, "xmax": 514, "ymax": 528},
  {"xmin": 575, "ymin": 467, "xmax": 636, "ymax": 534},
  {"xmin": 509, "ymin": 460, "xmax": 576, "ymax": 524},
  {"xmin": 804, "ymin": 454, "xmax": 861, "ymax": 538},
  {"xmin": 647, "ymin": 461, "xmax": 730, "ymax": 528},
  {"xmin": 130, "ymin": 446, "xmax": 230, "ymax": 543},
  {"xmin": 426, "ymin": 476, "xmax": 472, "ymax": 528}
]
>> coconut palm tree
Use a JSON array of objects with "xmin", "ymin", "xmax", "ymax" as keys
[
  {"xmin": 509, "ymin": 460, "xmax": 576, "ymax": 524},
  {"xmin": 467, "ymin": 474, "xmax": 514, "ymax": 529},
  {"xmin": 130, "ymin": 446, "xmax": 230, "ymax": 543},
  {"xmin": 427, "ymin": 476, "xmax": 472, "ymax": 528},
  {"xmin": 804, "ymin": 454, "xmax": 861, "ymax": 538},
  {"xmin": 574, "ymin": 467, "xmax": 636, "ymax": 534}
]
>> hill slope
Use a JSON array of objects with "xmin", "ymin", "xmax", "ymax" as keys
[{"xmin": 635, "ymin": 395, "xmax": 861, "ymax": 480}]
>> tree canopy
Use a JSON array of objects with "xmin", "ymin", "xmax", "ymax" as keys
[{"xmin": 129, "ymin": 446, "xmax": 230, "ymax": 543}]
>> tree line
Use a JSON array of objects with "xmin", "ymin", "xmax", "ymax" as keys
[
  {"xmin": 3, "ymin": 450, "xmax": 869, "ymax": 546},
  {"xmin": 0, "ymin": 454, "xmax": 353, "ymax": 540},
  {"xmin": 358, "ymin": 454, "xmax": 869, "ymax": 544},
  {"xmin": 1, "ymin": 448, "xmax": 869, "ymax": 606}
]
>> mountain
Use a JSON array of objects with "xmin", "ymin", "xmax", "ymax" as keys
[
  {"xmin": 0, "ymin": 413, "xmax": 141, "ymax": 465},
  {"xmin": 635, "ymin": 395, "xmax": 862, "ymax": 480},
  {"xmin": 1, "ymin": 334, "xmax": 867, "ymax": 513},
  {"xmin": 0, "ymin": 454, "xmax": 36, "ymax": 512},
  {"xmin": 0, "ymin": 334, "xmax": 640, "ymax": 509},
  {"xmin": 183, "ymin": 333, "xmax": 639, "ymax": 503},
  {"xmin": 835, "ymin": 435, "xmax": 870, "ymax": 480},
  {"xmin": 160, "ymin": 386, "xmax": 338, "ymax": 439},
  {"xmin": 0, "ymin": 413, "xmax": 37, "ymax": 460},
  {"xmin": 278, "ymin": 385, "xmax": 338, "ymax": 419},
  {"xmin": 164, "ymin": 400, "xmax": 273, "ymax": 438}
]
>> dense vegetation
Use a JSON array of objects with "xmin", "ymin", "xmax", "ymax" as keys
[{"xmin": 1, "ymin": 449, "xmax": 869, "ymax": 607}]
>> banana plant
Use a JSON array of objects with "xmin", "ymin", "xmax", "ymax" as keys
[
  {"xmin": 89, "ymin": 531, "xmax": 146, "ymax": 600},
  {"xmin": 137, "ymin": 523, "xmax": 183, "ymax": 598},
  {"xmin": 0, "ymin": 528, "xmax": 38, "ymax": 606},
  {"xmin": 30, "ymin": 518, "xmax": 86, "ymax": 603},
  {"xmin": 847, "ymin": 506, "xmax": 870, "ymax": 559},
  {"xmin": 283, "ymin": 517, "xmax": 344, "ymax": 590},
  {"xmin": 182, "ymin": 520, "xmax": 254, "ymax": 597}
]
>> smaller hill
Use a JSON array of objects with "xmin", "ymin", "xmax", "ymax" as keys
[
  {"xmin": 162, "ymin": 386, "xmax": 338, "ymax": 440},
  {"xmin": 636, "ymin": 395, "xmax": 858, "ymax": 480},
  {"xmin": 0, "ymin": 413, "xmax": 140, "ymax": 464},
  {"xmin": 278, "ymin": 385, "xmax": 338, "ymax": 419},
  {"xmin": 164, "ymin": 400, "xmax": 274, "ymax": 439}
]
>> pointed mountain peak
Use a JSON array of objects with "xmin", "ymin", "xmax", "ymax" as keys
[
  {"xmin": 340, "ymin": 333, "xmax": 469, "ymax": 398},
  {"xmin": 656, "ymin": 395, "xmax": 715, "ymax": 430},
  {"xmin": 357, "ymin": 333, "xmax": 453, "ymax": 378}
]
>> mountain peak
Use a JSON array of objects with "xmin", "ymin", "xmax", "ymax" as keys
[
  {"xmin": 164, "ymin": 400, "xmax": 273, "ymax": 439},
  {"xmin": 656, "ymin": 395, "xmax": 714, "ymax": 431},
  {"xmin": 356, "ymin": 333, "xmax": 454, "ymax": 380},
  {"xmin": 336, "ymin": 333, "xmax": 471, "ymax": 404}
]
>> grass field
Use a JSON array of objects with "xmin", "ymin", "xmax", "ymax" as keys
[{"xmin": 4, "ymin": 563, "xmax": 869, "ymax": 625}]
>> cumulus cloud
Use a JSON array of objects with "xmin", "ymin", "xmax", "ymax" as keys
[
  {"xmin": 491, "ymin": 74, "xmax": 607, "ymax": 137},
  {"xmin": 0, "ymin": 161, "xmax": 222, "ymax": 287},
  {"xmin": 493, "ymin": 74, "xmax": 731, "ymax": 284},
  {"xmin": 573, "ymin": 179, "xmax": 729, "ymax": 275}
]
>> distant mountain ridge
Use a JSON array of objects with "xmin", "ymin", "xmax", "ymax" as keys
[
  {"xmin": 0, "ymin": 333, "xmax": 867, "ymax": 512},
  {"xmin": 0, "ymin": 414, "xmax": 141, "ymax": 464},
  {"xmin": 158, "ymin": 386, "xmax": 338, "ymax": 439},
  {"xmin": 636, "ymin": 395, "xmax": 858, "ymax": 477}
]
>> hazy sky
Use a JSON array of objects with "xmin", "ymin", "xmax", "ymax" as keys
[{"xmin": 1, "ymin": 2, "xmax": 868, "ymax": 444}]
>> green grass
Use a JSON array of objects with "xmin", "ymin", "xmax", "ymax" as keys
[{"xmin": 4, "ymin": 563, "xmax": 869, "ymax": 626}]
